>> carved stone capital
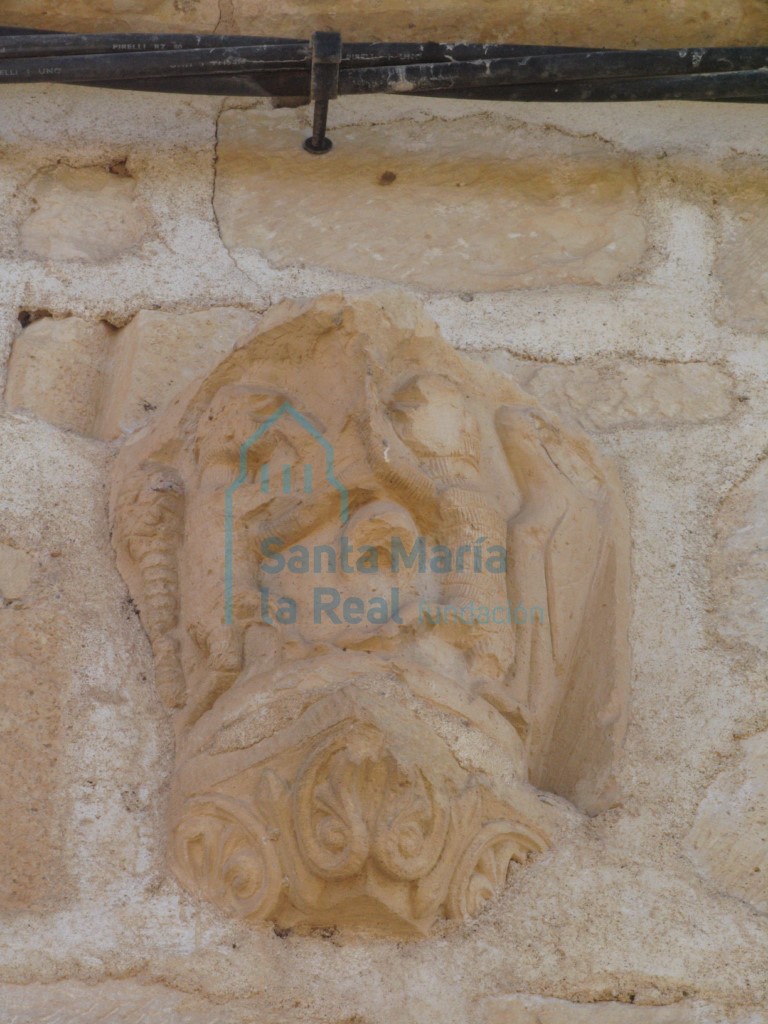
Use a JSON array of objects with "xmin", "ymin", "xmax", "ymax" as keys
[
  {"xmin": 170, "ymin": 684, "xmax": 550, "ymax": 934},
  {"xmin": 111, "ymin": 293, "xmax": 630, "ymax": 936}
]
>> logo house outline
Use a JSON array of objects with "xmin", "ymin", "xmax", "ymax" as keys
[{"xmin": 224, "ymin": 401, "xmax": 349, "ymax": 625}]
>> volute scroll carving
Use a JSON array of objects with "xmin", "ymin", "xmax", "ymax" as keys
[{"xmin": 111, "ymin": 293, "xmax": 630, "ymax": 936}]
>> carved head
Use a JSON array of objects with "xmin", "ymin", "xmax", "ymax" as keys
[{"xmin": 112, "ymin": 293, "xmax": 629, "ymax": 935}]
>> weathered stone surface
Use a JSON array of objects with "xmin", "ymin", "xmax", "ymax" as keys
[
  {"xmin": 0, "ymin": 980, "xmax": 282, "ymax": 1024},
  {"xmin": 5, "ymin": 309, "xmax": 260, "ymax": 441},
  {"xmin": 7, "ymin": 1, "xmax": 768, "ymax": 48},
  {"xmin": 0, "ymin": 543, "xmax": 34, "ymax": 601},
  {"xmin": 21, "ymin": 165, "xmax": 154, "ymax": 262},
  {"xmin": 214, "ymin": 112, "xmax": 645, "ymax": 292},
  {"xmin": 0, "ymin": 2, "xmax": 220, "ymax": 35},
  {"xmin": 687, "ymin": 733, "xmax": 768, "ymax": 916},
  {"xmin": 485, "ymin": 994, "xmax": 767, "ymax": 1024},
  {"xmin": 710, "ymin": 459, "xmax": 768, "ymax": 653},
  {"xmin": 230, "ymin": 0, "xmax": 768, "ymax": 48},
  {"xmin": 716, "ymin": 195, "xmax": 768, "ymax": 331},
  {"xmin": 3, "ymin": 984, "xmax": 763, "ymax": 1024},
  {"xmin": 0, "ymin": 41, "xmax": 766, "ymax": 1019},
  {"xmin": 0, "ymin": 604, "xmax": 67, "ymax": 909},
  {"xmin": 95, "ymin": 307, "xmax": 259, "ymax": 439},
  {"xmin": 474, "ymin": 360, "xmax": 736, "ymax": 432},
  {"xmin": 111, "ymin": 292, "xmax": 630, "ymax": 934},
  {"xmin": 5, "ymin": 317, "xmax": 113, "ymax": 434}
]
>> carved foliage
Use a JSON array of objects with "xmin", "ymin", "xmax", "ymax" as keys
[{"xmin": 171, "ymin": 712, "xmax": 548, "ymax": 934}]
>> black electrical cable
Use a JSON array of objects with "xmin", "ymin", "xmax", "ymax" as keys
[
  {"xmin": 0, "ymin": 33, "xmax": 305, "ymax": 58},
  {"xmin": 0, "ymin": 28, "xmax": 606, "ymax": 61},
  {"xmin": 2, "ymin": 42, "xmax": 768, "ymax": 94},
  {"xmin": 86, "ymin": 73, "xmax": 309, "ymax": 97},
  {"xmin": 0, "ymin": 35, "xmax": 598, "ymax": 62},
  {"xmin": 0, "ymin": 44, "xmax": 312, "ymax": 84},
  {"xmin": 337, "ymin": 48, "xmax": 768, "ymax": 96},
  {"xmin": 424, "ymin": 69, "xmax": 768, "ymax": 102},
  {"xmin": 0, "ymin": 26, "xmax": 767, "ymax": 106},
  {"xmin": 0, "ymin": 41, "xmax": 592, "ymax": 86}
]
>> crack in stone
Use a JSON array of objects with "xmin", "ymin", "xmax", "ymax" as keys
[
  {"xmin": 214, "ymin": 0, "xmax": 236, "ymax": 35},
  {"xmin": 211, "ymin": 101, "xmax": 258, "ymax": 288}
]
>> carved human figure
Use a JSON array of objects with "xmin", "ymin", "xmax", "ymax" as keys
[{"xmin": 111, "ymin": 293, "xmax": 630, "ymax": 935}]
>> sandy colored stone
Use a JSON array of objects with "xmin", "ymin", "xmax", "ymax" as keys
[
  {"xmin": 484, "ymin": 995, "xmax": 766, "ymax": 1024},
  {"xmin": 229, "ymin": 0, "xmax": 768, "ymax": 48},
  {"xmin": 716, "ymin": 193, "xmax": 768, "ymax": 331},
  {"xmin": 214, "ymin": 112, "xmax": 645, "ymax": 292},
  {"xmin": 687, "ymin": 732, "xmax": 768, "ymax": 916},
  {"xmin": 95, "ymin": 307, "xmax": 260, "ymax": 439},
  {"xmin": 21, "ymin": 165, "xmax": 154, "ymax": 262},
  {"xmin": 5, "ymin": 317, "xmax": 113, "ymax": 434},
  {"xmin": 0, "ymin": 543, "xmax": 34, "ymax": 601},
  {"xmin": 0, "ymin": 606, "xmax": 67, "ymax": 910},
  {"xmin": 0, "ymin": 980, "xmax": 285, "ymax": 1024},
  {"xmin": 0, "ymin": 1, "xmax": 219, "ymax": 34},
  {"xmin": 7, "ymin": 0, "xmax": 768, "ymax": 48},
  {"xmin": 5, "ymin": 309, "xmax": 260, "ymax": 441},
  {"xmin": 478, "ymin": 360, "xmax": 735, "ymax": 432},
  {"xmin": 0, "ymin": 57, "xmax": 766, "ymax": 1020},
  {"xmin": 710, "ymin": 459, "xmax": 768, "ymax": 653},
  {"xmin": 2, "ymin": 985, "xmax": 763, "ymax": 1024},
  {"xmin": 111, "ymin": 292, "xmax": 630, "ymax": 935}
]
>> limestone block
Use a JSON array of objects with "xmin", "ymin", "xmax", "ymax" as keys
[
  {"xmin": 5, "ymin": 309, "xmax": 260, "ymax": 441},
  {"xmin": 2, "ymin": 986, "xmax": 761, "ymax": 1024},
  {"xmin": 0, "ymin": 606, "xmax": 68, "ymax": 909},
  {"xmin": 0, "ymin": 2, "xmax": 220, "ymax": 34},
  {"xmin": 21, "ymin": 165, "xmax": 154, "ymax": 262},
  {"xmin": 5, "ymin": 317, "xmax": 113, "ymax": 435},
  {"xmin": 111, "ymin": 292, "xmax": 630, "ymax": 934},
  {"xmin": 223, "ymin": 1, "xmax": 768, "ymax": 48},
  {"xmin": 687, "ymin": 732, "xmax": 768, "ymax": 915},
  {"xmin": 214, "ymin": 112, "xmax": 645, "ymax": 292},
  {"xmin": 95, "ymin": 307, "xmax": 260, "ymax": 440},
  {"xmin": 0, "ymin": 980, "xmax": 286, "ymax": 1024},
  {"xmin": 8, "ymin": 1, "xmax": 766, "ymax": 48},
  {"xmin": 710, "ymin": 459, "xmax": 768, "ymax": 653},
  {"xmin": 716, "ymin": 194, "xmax": 768, "ymax": 331},
  {"xmin": 502, "ymin": 361, "xmax": 735, "ymax": 432},
  {"xmin": 0, "ymin": 543, "xmax": 34, "ymax": 601},
  {"xmin": 485, "ymin": 994, "xmax": 766, "ymax": 1024}
]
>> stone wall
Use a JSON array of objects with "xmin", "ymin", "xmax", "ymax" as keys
[
  {"xmin": 4, "ymin": 1, "xmax": 768, "ymax": 47},
  {"xmin": 0, "ymin": 7, "xmax": 767, "ymax": 1024}
]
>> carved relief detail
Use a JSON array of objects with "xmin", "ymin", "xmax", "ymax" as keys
[
  {"xmin": 113, "ymin": 467, "xmax": 185, "ymax": 708},
  {"xmin": 170, "ymin": 691, "xmax": 548, "ymax": 934},
  {"xmin": 111, "ymin": 293, "xmax": 630, "ymax": 936}
]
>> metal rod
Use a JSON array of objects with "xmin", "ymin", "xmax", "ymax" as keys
[
  {"xmin": 303, "ymin": 31, "xmax": 341, "ymax": 154},
  {"xmin": 305, "ymin": 94, "xmax": 332, "ymax": 152}
]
